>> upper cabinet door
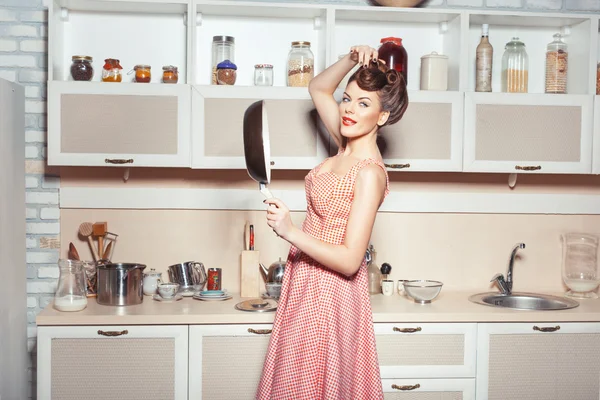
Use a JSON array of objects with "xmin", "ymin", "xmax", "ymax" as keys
[
  {"xmin": 464, "ymin": 93, "xmax": 594, "ymax": 174},
  {"xmin": 379, "ymin": 91, "xmax": 464, "ymax": 172},
  {"xmin": 191, "ymin": 85, "xmax": 329, "ymax": 169},
  {"xmin": 47, "ymin": 81, "xmax": 191, "ymax": 167}
]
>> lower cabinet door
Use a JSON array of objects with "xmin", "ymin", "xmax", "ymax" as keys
[
  {"xmin": 37, "ymin": 325, "xmax": 188, "ymax": 400},
  {"xmin": 189, "ymin": 324, "xmax": 273, "ymax": 400},
  {"xmin": 381, "ymin": 378, "xmax": 476, "ymax": 399}
]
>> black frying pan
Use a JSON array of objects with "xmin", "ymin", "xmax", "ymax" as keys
[{"xmin": 243, "ymin": 100, "xmax": 273, "ymax": 199}]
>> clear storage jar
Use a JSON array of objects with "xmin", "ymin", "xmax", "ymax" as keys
[
  {"xmin": 212, "ymin": 35, "xmax": 235, "ymax": 85},
  {"xmin": 501, "ymin": 37, "xmax": 528, "ymax": 93},
  {"xmin": 54, "ymin": 259, "xmax": 88, "ymax": 312},
  {"xmin": 287, "ymin": 41, "xmax": 314, "ymax": 87},
  {"xmin": 254, "ymin": 64, "xmax": 273, "ymax": 86},
  {"xmin": 545, "ymin": 33, "xmax": 568, "ymax": 94}
]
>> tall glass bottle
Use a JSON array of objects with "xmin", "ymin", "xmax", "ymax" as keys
[
  {"xmin": 501, "ymin": 37, "xmax": 528, "ymax": 93},
  {"xmin": 545, "ymin": 33, "xmax": 568, "ymax": 94},
  {"xmin": 475, "ymin": 24, "xmax": 493, "ymax": 92},
  {"xmin": 366, "ymin": 244, "xmax": 382, "ymax": 295}
]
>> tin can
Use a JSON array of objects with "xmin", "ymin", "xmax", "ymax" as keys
[{"xmin": 207, "ymin": 268, "xmax": 222, "ymax": 291}]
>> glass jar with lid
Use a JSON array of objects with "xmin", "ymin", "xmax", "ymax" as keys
[
  {"xmin": 54, "ymin": 259, "xmax": 88, "ymax": 312},
  {"xmin": 70, "ymin": 55, "xmax": 94, "ymax": 81},
  {"xmin": 378, "ymin": 37, "xmax": 408, "ymax": 85},
  {"xmin": 254, "ymin": 64, "xmax": 273, "ymax": 86},
  {"xmin": 545, "ymin": 33, "xmax": 568, "ymax": 94},
  {"xmin": 162, "ymin": 65, "xmax": 178, "ymax": 84},
  {"xmin": 101, "ymin": 58, "xmax": 122, "ymax": 82},
  {"xmin": 132, "ymin": 64, "xmax": 151, "ymax": 83},
  {"xmin": 212, "ymin": 35, "xmax": 235, "ymax": 85},
  {"xmin": 216, "ymin": 60, "xmax": 237, "ymax": 85},
  {"xmin": 501, "ymin": 37, "xmax": 528, "ymax": 93},
  {"xmin": 287, "ymin": 41, "xmax": 314, "ymax": 87}
]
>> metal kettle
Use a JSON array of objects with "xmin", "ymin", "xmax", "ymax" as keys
[{"xmin": 260, "ymin": 257, "xmax": 285, "ymax": 284}]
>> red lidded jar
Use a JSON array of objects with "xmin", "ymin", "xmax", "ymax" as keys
[
  {"xmin": 207, "ymin": 268, "xmax": 222, "ymax": 291},
  {"xmin": 378, "ymin": 37, "xmax": 408, "ymax": 85}
]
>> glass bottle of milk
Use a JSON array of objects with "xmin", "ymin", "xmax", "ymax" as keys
[
  {"xmin": 54, "ymin": 259, "xmax": 88, "ymax": 312},
  {"xmin": 475, "ymin": 24, "xmax": 493, "ymax": 92}
]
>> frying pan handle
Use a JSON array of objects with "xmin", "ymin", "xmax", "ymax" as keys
[{"xmin": 260, "ymin": 183, "xmax": 274, "ymax": 199}]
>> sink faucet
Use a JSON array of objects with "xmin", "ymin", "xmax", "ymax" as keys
[{"xmin": 490, "ymin": 243, "xmax": 526, "ymax": 295}]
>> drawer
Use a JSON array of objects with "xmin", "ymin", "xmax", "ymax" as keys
[
  {"xmin": 375, "ymin": 323, "xmax": 477, "ymax": 379},
  {"xmin": 382, "ymin": 378, "xmax": 476, "ymax": 399}
]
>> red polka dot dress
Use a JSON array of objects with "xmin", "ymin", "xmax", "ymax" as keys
[{"xmin": 256, "ymin": 151, "xmax": 389, "ymax": 400}]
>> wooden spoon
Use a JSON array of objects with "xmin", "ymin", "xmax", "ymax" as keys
[{"xmin": 79, "ymin": 222, "xmax": 99, "ymax": 261}]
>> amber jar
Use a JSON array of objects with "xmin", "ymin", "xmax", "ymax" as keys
[
  {"xmin": 102, "ymin": 59, "xmax": 122, "ymax": 82},
  {"xmin": 378, "ymin": 37, "xmax": 408, "ymax": 85},
  {"xmin": 133, "ymin": 65, "xmax": 151, "ymax": 83},
  {"xmin": 70, "ymin": 56, "xmax": 94, "ymax": 81},
  {"xmin": 162, "ymin": 65, "xmax": 178, "ymax": 84}
]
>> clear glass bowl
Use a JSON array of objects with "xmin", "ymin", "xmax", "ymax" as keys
[{"xmin": 403, "ymin": 280, "xmax": 443, "ymax": 304}]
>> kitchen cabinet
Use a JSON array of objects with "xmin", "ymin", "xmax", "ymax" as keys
[
  {"xmin": 188, "ymin": 324, "xmax": 273, "ymax": 400},
  {"xmin": 381, "ymin": 378, "xmax": 475, "ymax": 399},
  {"xmin": 593, "ymin": 96, "xmax": 600, "ymax": 174},
  {"xmin": 476, "ymin": 322, "xmax": 600, "ymax": 400},
  {"xmin": 379, "ymin": 91, "xmax": 463, "ymax": 172},
  {"xmin": 463, "ymin": 93, "xmax": 594, "ymax": 174},
  {"xmin": 36, "ymin": 325, "xmax": 189, "ymax": 400},
  {"xmin": 191, "ymin": 85, "xmax": 329, "ymax": 169}
]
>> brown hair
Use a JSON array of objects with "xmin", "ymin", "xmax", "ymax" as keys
[{"xmin": 347, "ymin": 61, "xmax": 408, "ymax": 126}]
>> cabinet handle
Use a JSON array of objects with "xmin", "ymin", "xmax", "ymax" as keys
[
  {"xmin": 515, "ymin": 165, "xmax": 541, "ymax": 171},
  {"xmin": 393, "ymin": 327, "xmax": 422, "ymax": 333},
  {"xmin": 392, "ymin": 383, "xmax": 421, "ymax": 391},
  {"xmin": 248, "ymin": 328, "xmax": 272, "ymax": 335},
  {"xmin": 97, "ymin": 329, "xmax": 129, "ymax": 337},
  {"xmin": 270, "ymin": 161, "xmax": 275, "ymax": 166},
  {"xmin": 533, "ymin": 325, "xmax": 560, "ymax": 332},
  {"xmin": 105, "ymin": 158, "xmax": 134, "ymax": 164},
  {"xmin": 385, "ymin": 163, "xmax": 410, "ymax": 169}
]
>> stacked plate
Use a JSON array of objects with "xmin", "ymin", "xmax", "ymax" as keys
[{"xmin": 192, "ymin": 290, "xmax": 232, "ymax": 301}]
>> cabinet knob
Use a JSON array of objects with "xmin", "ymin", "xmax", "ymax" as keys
[
  {"xmin": 515, "ymin": 165, "xmax": 541, "ymax": 171},
  {"xmin": 393, "ymin": 327, "xmax": 422, "ymax": 333},
  {"xmin": 270, "ymin": 161, "xmax": 275, "ymax": 166},
  {"xmin": 533, "ymin": 325, "xmax": 560, "ymax": 332},
  {"xmin": 392, "ymin": 383, "xmax": 421, "ymax": 391},
  {"xmin": 385, "ymin": 163, "xmax": 411, "ymax": 170},
  {"xmin": 97, "ymin": 330, "xmax": 129, "ymax": 337},
  {"xmin": 105, "ymin": 158, "xmax": 134, "ymax": 165},
  {"xmin": 248, "ymin": 328, "xmax": 272, "ymax": 335}
]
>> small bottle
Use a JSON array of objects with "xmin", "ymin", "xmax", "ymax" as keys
[
  {"xmin": 545, "ymin": 33, "xmax": 568, "ymax": 94},
  {"xmin": 366, "ymin": 244, "xmax": 382, "ymax": 295},
  {"xmin": 475, "ymin": 24, "xmax": 493, "ymax": 92}
]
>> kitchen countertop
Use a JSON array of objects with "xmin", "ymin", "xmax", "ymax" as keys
[{"xmin": 36, "ymin": 291, "xmax": 600, "ymax": 326}]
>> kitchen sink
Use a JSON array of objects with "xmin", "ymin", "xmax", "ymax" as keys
[{"xmin": 469, "ymin": 292, "xmax": 579, "ymax": 311}]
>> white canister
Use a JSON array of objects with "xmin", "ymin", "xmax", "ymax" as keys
[{"xmin": 420, "ymin": 52, "xmax": 448, "ymax": 91}]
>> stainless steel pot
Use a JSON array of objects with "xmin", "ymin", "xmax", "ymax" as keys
[
  {"xmin": 167, "ymin": 261, "xmax": 206, "ymax": 290},
  {"xmin": 96, "ymin": 263, "xmax": 146, "ymax": 306}
]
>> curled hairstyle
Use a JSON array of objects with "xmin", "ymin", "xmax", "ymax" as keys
[{"xmin": 347, "ymin": 61, "xmax": 408, "ymax": 127}]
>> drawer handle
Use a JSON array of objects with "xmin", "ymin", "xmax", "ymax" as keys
[
  {"xmin": 105, "ymin": 158, "xmax": 134, "ymax": 165},
  {"xmin": 385, "ymin": 163, "xmax": 410, "ymax": 170},
  {"xmin": 515, "ymin": 165, "xmax": 541, "ymax": 171},
  {"xmin": 392, "ymin": 383, "xmax": 421, "ymax": 391},
  {"xmin": 97, "ymin": 329, "xmax": 129, "ymax": 337},
  {"xmin": 248, "ymin": 328, "xmax": 272, "ymax": 335},
  {"xmin": 270, "ymin": 161, "xmax": 275, "ymax": 166},
  {"xmin": 533, "ymin": 325, "xmax": 560, "ymax": 332},
  {"xmin": 393, "ymin": 327, "xmax": 422, "ymax": 333}
]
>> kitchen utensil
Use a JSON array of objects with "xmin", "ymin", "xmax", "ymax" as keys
[
  {"xmin": 143, "ymin": 268, "xmax": 163, "ymax": 296},
  {"xmin": 92, "ymin": 222, "xmax": 107, "ymax": 259},
  {"xmin": 380, "ymin": 262, "xmax": 392, "ymax": 281},
  {"xmin": 103, "ymin": 241, "xmax": 114, "ymax": 261},
  {"xmin": 158, "ymin": 282, "xmax": 180, "ymax": 299},
  {"xmin": 259, "ymin": 257, "xmax": 286, "ymax": 284},
  {"xmin": 244, "ymin": 221, "xmax": 250, "ymax": 251},
  {"xmin": 403, "ymin": 280, "xmax": 443, "ymax": 304},
  {"xmin": 382, "ymin": 280, "xmax": 394, "ymax": 296},
  {"xmin": 68, "ymin": 242, "xmax": 80, "ymax": 261},
  {"xmin": 78, "ymin": 222, "xmax": 99, "ymax": 261},
  {"xmin": 96, "ymin": 262, "xmax": 146, "ymax": 306},
  {"xmin": 249, "ymin": 224, "xmax": 255, "ymax": 250},
  {"xmin": 235, "ymin": 298, "xmax": 277, "ymax": 312},
  {"xmin": 54, "ymin": 259, "xmax": 88, "ymax": 312},
  {"xmin": 561, "ymin": 233, "xmax": 600, "ymax": 299},
  {"xmin": 167, "ymin": 261, "xmax": 207, "ymax": 292},
  {"xmin": 243, "ymin": 99, "xmax": 273, "ymax": 199}
]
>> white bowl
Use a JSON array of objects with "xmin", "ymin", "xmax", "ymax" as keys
[
  {"xmin": 265, "ymin": 283, "xmax": 282, "ymax": 299},
  {"xmin": 403, "ymin": 280, "xmax": 443, "ymax": 304}
]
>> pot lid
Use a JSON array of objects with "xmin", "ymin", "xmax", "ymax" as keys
[
  {"xmin": 143, "ymin": 268, "xmax": 162, "ymax": 277},
  {"xmin": 235, "ymin": 298, "xmax": 277, "ymax": 312},
  {"xmin": 421, "ymin": 51, "xmax": 448, "ymax": 59},
  {"xmin": 97, "ymin": 262, "xmax": 146, "ymax": 270}
]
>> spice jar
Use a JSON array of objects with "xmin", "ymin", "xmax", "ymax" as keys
[
  {"xmin": 287, "ymin": 41, "xmax": 314, "ymax": 87},
  {"xmin": 254, "ymin": 64, "xmax": 273, "ymax": 86},
  {"xmin": 133, "ymin": 64, "xmax": 151, "ymax": 83},
  {"xmin": 101, "ymin": 58, "xmax": 122, "ymax": 82},
  {"xmin": 378, "ymin": 37, "xmax": 408, "ymax": 85},
  {"xmin": 501, "ymin": 37, "xmax": 529, "ymax": 93},
  {"xmin": 545, "ymin": 33, "xmax": 568, "ymax": 94},
  {"xmin": 162, "ymin": 65, "xmax": 178, "ymax": 84},
  {"xmin": 212, "ymin": 36, "xmax": 235, "ymax": 85},
  {"xmin": 420, "ymin": 51, "xmax": 448, "ymax": 91},
  {"xmin": 216, "ymin": 60, "xmax": 237, "ymax": 85},
  {"xmin": 70, "ymin": 55, "xmax": 94, "ymax": 81}
]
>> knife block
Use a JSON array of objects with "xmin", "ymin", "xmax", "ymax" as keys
[{"xmin": 240, "ymin": 250, "xmax": 261, "ymax": 298}]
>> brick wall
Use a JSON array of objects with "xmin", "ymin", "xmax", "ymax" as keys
[{"xmin": 0, "ymin": 0, "xmax": 598, "ymax": 398}]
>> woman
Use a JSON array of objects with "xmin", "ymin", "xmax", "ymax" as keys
[{"xmin": 256, "ymin": 45, "xmax": 408, "ymax": 399}]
